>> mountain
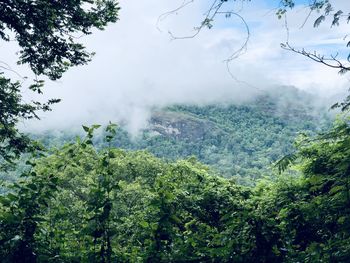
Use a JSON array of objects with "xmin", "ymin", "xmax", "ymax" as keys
[{"xmin": 32, "ymin": 86, "xmax": 332, "ymax": 184}]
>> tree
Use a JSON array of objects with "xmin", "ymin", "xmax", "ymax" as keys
[
  {"xmin": 0, "ymin": 0, "xmax": 120, "ymax": 80},
  {"xmin": 0, "ymin": 0, "xmax": 120, "ymax": 164},
  {"xmin": 0, "ymin": 75, "xmax": 55, "ymax": 166}
]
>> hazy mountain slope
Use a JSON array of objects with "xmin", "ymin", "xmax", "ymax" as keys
[{"xmin": 31, "ymin": 86, "xmax": 332, "ymax": 184}]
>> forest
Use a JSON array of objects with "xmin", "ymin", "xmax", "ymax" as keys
[
  {"xmin": 28, "ymin": 86, "xmax": 331, "ymax": 184},
  {"xmin": 1, "ymin": 0, "xmax": 350, "ymax": 262}
]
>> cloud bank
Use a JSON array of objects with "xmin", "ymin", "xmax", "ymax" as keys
[{"xmin": 11, "ymin": 0, "xmax": 350, "ymax": 134}]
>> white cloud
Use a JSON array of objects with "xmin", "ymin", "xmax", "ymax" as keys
[{"xmin": 13, "ymin": 0, "xmax": 350, "ymax": 133}]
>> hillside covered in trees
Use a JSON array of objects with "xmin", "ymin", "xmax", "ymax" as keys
[
  {"xmin": 1, "ymin": 0, "xmax": 350, "ymax": 262},
  {"xmin": 33, "ymin": 86, "xmax": 331, "ymax": 184},
  {"xmin": 1, "ymin": 117, "xmax": 350, "ymax": 262}
]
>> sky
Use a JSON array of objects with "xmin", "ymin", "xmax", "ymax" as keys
[{"xmin": 3, "ymin": 0, "xmax": 350, "ymax": 134}]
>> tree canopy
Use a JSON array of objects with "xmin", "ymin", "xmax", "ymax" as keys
[
  {"xmin": 1, "ymin": 1, "xmax": 350, "ymax": 262},
  {"xmin": 1, "ymin": 119, "xmax": 350, "ymax": 262},
  {"xmin": 0, "ymin": 0, "xmax": 120, "ymax": 80}
]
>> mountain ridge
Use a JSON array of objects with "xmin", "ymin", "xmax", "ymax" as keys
[{"xmin": 30, "ymin": 86, "xmax": 332, "ymax": 184}]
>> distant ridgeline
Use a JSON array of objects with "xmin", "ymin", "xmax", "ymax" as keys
[{"xmin": 32, "ymin": 86, "xmax": 332, "ymax": 184}]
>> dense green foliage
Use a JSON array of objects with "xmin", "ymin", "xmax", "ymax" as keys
[
  {"xmin": 0, "ymin": 0, "xmax": 120, "ymax": 80},
  {"xmin": 142, "ymin": 88, "xmax": 329, "ymax": 182},
  {"xmin": 33, "ymin": 87, "xmax": 331, "ymax": 184},
  {"xmin": 0, "ymin": 0, "xmax": 120, "ymax": 168},
  {"xmin": 1, "ymin": 1, "xmax": 349, "ymax": 261},
  {"xmin": 1, "ymin": 116, "xmax": 349, "ymax": 262},
  {"xmin": 0, "ymin": 75, "xmax": 58, "ymax": 167}
]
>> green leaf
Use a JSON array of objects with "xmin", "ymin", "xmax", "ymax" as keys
[
  {"xmin": 329, "ymin": 185, "xmax": 345, "ymax": 195},
  {"xmin": 139, "ymin": 221, "xmax": 149, "ymax": 228}
]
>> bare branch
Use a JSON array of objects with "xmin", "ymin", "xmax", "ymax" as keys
[
  {"xmin": 0, "ymin": 60, "xmax": 26, "ymax": 80},
  {"xmin": 157, "ymin": 0, "xmax": 224, "ymax": 40},
  {"xmin": 298, "ymin": 0, "xmax": 318, "ymax": 29},
  {"xmin": 221, "ymin": 11, "xmax": 250, "ymax": 62},
  {"xmin": 281, "ymin": 42, "xmax": 350, "ymax": 74},
  {"xmin": 156, "ymin": 0, "xmax": 195, "ymax": 33},
  {"xmin": 157, "ymin": 0, "xmax": 263, "ymax": 91},
  {"xmin": 299, "ymin": 7, "xmax": 313, "ymax": 29}
]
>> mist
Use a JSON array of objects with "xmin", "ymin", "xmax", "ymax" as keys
[{"xmin": 11, "ymin": 0, "xmax": 350, "ymax": 135}]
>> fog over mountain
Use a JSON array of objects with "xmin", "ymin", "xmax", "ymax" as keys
[{"xmin": 6, "ymin": 0, "xmax": 349, "ymax": 134}]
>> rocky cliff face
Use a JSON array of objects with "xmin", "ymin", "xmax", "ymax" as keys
[{"xmin": 148, "ymin": 111, "xmax": 223, "ymax": 141}]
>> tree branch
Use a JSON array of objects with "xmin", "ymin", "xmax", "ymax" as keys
[{"xmin": 281, "ymin": 42, "xmax": 350, "ymax": 74}]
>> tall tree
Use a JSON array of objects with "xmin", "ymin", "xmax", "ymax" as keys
[{"xmin": 0, "ymin": 0, "xmax": 120, "ymax": 164}]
